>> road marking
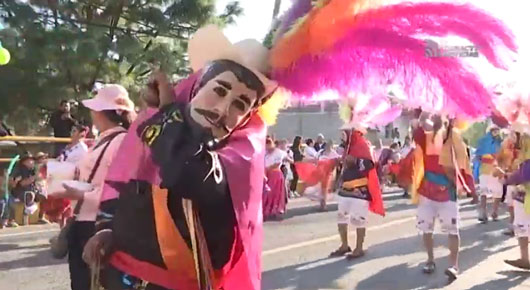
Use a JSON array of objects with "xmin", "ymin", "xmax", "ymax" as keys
[
  {"xmin": 262, "ymin": 216, "xmax": 415, "ymax": 257},
  {"xmin": 0, "ymin": 228, "xmax": 59, "ymax": 238}
]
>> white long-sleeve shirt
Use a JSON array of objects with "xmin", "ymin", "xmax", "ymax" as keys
[
  {"xmin": 58, "ymin": 141, "xmax": 89, "ymax": 164},
  {"xmin": 304, "ymin": 146, "xmax": 319, "ymax": 160}
]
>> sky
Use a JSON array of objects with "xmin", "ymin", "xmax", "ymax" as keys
[
  {"xmin": 216, "ymin": 0, "xmax": 290, "ymax": 43},
  {"xmin": 216, "ymin": 0, "xmax": 529, "ymax": 46}
]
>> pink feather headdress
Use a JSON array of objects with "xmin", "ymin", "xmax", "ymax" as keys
[
  {"xmin": 271, "ymin": 1, "xmax": 517, "ymax": 119},
  {"xmin": 493, "ymin": 81, "xmax": 530, "ymax": 133}
]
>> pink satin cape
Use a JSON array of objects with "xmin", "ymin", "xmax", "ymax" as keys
[{"xmin": 101, "ymin": 72, "xmax": 265, "ymax": 290}]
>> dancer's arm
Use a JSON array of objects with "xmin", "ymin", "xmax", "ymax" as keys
[{"xmin": 505, "ymin": 160, "xmax": 530, "ymax": 185}]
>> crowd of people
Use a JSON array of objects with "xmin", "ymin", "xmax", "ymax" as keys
[
  {"xmin": 261, "ymin": 127, "xmax": 417, "ymax": 220},
  {"xmin": 0, "ymin": 99, "xmax": 92, "ymax": 229},
  {"xmin": 263, "ymin": 131, "xmax": 357, "ymax": 219}
]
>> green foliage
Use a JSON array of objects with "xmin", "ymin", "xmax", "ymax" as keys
[
  {"xmin": 0, "ymin": 0, "xmax": 242, "ymax": 135},
  {"xmin": 462, "ymin": 121, "xmax": 488, "ymax": 148}
]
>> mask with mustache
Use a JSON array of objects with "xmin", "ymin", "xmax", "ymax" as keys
[{"xmin": 188, "ymin": 60, "xmax": 267, "ymax": 140}]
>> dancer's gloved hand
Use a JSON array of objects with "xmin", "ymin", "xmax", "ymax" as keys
[{"xmin": 82, "ymin": 229, "xmax": 113, "ymax": 267}]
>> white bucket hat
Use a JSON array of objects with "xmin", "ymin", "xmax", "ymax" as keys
[
  {"xmin": 187, "ymin": 25, "xmax": 277, "ymax": 96},
  {"xmin": 82, "ymin": 84, "xmax": 134, "ymax": 112}
]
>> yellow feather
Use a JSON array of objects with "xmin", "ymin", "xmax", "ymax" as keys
[
  {"xmin": 338, "ymin": 102, "xmax": 352, "ymax": 123},
  {"xmin": 258, "ymin": 89, "xmax": 289, "ymax": 126}
]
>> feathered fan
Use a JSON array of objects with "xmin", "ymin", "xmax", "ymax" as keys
[{"xmin": 271, "ymin": 0, "xmax": 517, "ymax": 120}]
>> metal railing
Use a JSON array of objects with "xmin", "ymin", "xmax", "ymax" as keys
[
  {"xmin": 0, "ymin": 136, "xmax": 72, "ymax": 143},
  {"xmin": 0, "ymin": 136, "xmax": 73, "ymax": 163}
]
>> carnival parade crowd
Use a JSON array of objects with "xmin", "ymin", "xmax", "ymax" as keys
[{"xmin": 2, "ymin": 0, "xmax": 530, "ymax": 289}]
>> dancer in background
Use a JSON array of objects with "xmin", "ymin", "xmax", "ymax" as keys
[
  {"xmin": 497, "ymin": 130, "xmax": 520, "ymax": 236},
  {"xmin": 330, "ymin": 128, "xmax": 384, "ymax": 259},
  {"xmin": 296, "ymin": 140, "xmax": 340, "ymax": 211},
  {"xmin": 264, "ymin": 137, "xmax": 288, "ymax": 220},
  {"xmin": 503, "ymin": 133, "xmax": 530, "ymax": 269},
  {"xmin": 410, "ymin": 114, "xmax": 474, "ymax": 280},
  {"xmin": 318, "ymin": 141, "xmax": 340, "ymax": 210},
  {"xmin": 474, "ymin": 126, "xmax": 503, "ymax": 223}
]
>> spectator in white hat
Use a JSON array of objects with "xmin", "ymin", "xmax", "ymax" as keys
[{"xmin": 53, "ymin": 84, "xmax": 135, "ymax": 290}]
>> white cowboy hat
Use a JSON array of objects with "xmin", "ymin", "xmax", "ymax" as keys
[
  {"xmin": 187, "ymin": 25, "xmax": 277, "ymax": 96},
  {"xmin": 339, "ymin": 122, "xmax": 368, "ymax": 134}
]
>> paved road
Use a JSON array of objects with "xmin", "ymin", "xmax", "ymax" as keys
[{"xmin": 1, "ymin": 192, "xmax": 530, "ymax": 290}]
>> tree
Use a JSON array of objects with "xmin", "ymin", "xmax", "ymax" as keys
[
  {"xmin": 0, "ymin": 0, "xmax": 242, "ymax": 135},
  {"xmin": 462, "ymin": 121, "xmax": 488, "ymax": 148},
  {"xmin": 272, "ymin": 0, "xmax": 281, "ymax": 20},
  {"xmin": 263, "ymin": 0, "xmax": 281, "ymax": 49}
]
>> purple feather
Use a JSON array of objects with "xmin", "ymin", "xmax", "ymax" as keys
[{"xmin": 275, "ymin": 0, "xmax": 313, "ymax": 39}]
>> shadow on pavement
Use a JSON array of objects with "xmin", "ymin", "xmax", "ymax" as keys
[
  {"xmin": 263, "ymin": 217, "xmax": 516, "ymax": 290},
  {"xmin": 277, "ymin": 196, "xmax": 415, "ymax": 222},
  {"xmin": 467, "ymin": 270, "xmax": 530, "ymax": 290},
  {"xmin": 0, "ymin": 243, "xmax": 50, "ymax": 252},
  {"xmin": 0, "ymin": 247, "xmax": 66, "ymax": 271},
  {"xmin": 280, "ymin": 204, "xmax": 339, "ymax": 220}
]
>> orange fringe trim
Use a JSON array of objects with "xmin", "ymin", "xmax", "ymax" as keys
[{"xmin": 271, "ymin": 0, "xmax": 383, "ymax": 69}]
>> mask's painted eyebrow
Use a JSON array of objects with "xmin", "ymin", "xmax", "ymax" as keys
[
  {"xmin": 216, "ymin": 80, "xmax": 232, "ymax": 90},
  {"xmin": 239, "ymin": 94, "xmax": 252, "ymax": 106}
]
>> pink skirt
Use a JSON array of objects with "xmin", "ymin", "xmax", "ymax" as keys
[{"xmin": 263, "ymin": 169, "xmax": 287, "ymax": 218}]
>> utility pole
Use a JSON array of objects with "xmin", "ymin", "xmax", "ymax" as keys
[{"xmin": 272, "ymin": 0, "xmax": 282, "ymax": 20}]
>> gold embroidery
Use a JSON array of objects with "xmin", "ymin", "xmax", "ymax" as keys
[
  {"xmin": 141, "ymin": 108, "xmax": 183, "ymax": 146},
  {"xmin": 342, "ymin": 178, "xmax": 369, "ymax": 189},
  {"xmin": 142, "ymin": 124, "xmax": 162, "ymax": 146},
  {"xmin": 170, "ymin": 110, "xmax": 183, "ymax": 123}
]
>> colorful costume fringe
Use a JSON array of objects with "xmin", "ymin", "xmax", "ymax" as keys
[
  {"xmin": 347, "ymin": 130, "xmax": 385, "ymax": 216},
  {"xmin": 295, "ymin": 159, "xmax": 337, "ymax": 199},
  {"xmin": 272, "ymin": 1, "xmax": 517, "ymax": 119},
  {"xmin": 407, "ymin": 125, "xmax": 474, "ymax": 204}
]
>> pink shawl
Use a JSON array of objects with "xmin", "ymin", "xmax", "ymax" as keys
[{"xmin": 102, "ymin": 73, "xmax": 265, "ymax": 289}]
